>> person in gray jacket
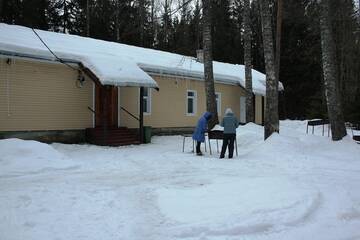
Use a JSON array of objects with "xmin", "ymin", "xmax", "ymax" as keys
[{"xmin": 220, "ymin": 108, "xmax": 239, "ymax": 159}]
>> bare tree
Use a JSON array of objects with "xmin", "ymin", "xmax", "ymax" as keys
[
  {"xmin": 319, "ymin": 0, "xmax": 347, "ymax": 140},
  {"xmin": 259, "ymin": 0, "xmax": 279, "ymax": 139},
  {"xmin": 202, "ymin": 0, "xmax": 218, "ymax": 128},
  {"xmin": 243, "ymin": 0, "xmax": 254, "ymax": 123}
]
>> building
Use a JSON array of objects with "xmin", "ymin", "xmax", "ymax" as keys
[{"xmin": 0, "ymin": 23, "xmax": 283, "ymax": 145}]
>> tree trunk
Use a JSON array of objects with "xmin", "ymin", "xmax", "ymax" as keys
[
  {"xmin": 63, "ymin": 0, "xmax": 67, "ymax": 33},
  {"xmin": 202, "ymin": 0, "xmax": 218, "ymax": 129},
  {"xmin": 275, "ymin": 0, "xmax": 282, "ymax": 82},
  {"xmin": 164, "ymin": 0, "xmax": 169, "ymax": 47},
  {"xmin": 259, "ymin": 0, "xmax": 279, "ymax": 139},
  {"xmin": 115, "ymin": 0, "xmax": 120, "ymax": 42},
  {"xmin": 243, "ymin": 0, "xmax": 254, "ymax": 123},
  {"xmin": 139, "ymin": 0, "xmax": 145, "ymax": 46},
  {"xmin": 151, "ymin": 0, "xmax": 155, "ymax": 46},
  {"xmin": 86, "ymin": 0, "xmax": 90, "ymax": 37},
  {"xmin": 319, "ymin": 0, "xmax": 347, "ymax": 141}
]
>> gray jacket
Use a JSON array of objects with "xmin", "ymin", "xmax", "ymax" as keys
[{"xmin": 221, "ymin": 112, "xmax": 238, "ymax": 134}]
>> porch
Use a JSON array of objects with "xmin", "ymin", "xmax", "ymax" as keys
[{"xmin": 86, "ymin": 84, "xmax": 151, "ymax": 146}]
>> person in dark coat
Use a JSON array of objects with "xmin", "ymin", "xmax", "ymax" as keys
[
  {"xmin": 220, "ymin": 108, "xmax": 238, "ymax": 159},
  {"xmin": 192, "ymin": 112, "xmax": 212, "ymax": 156}
]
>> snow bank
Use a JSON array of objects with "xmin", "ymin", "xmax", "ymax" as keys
[
  {"xmin": 0, "ymin": 138, "xmax": 77, "ymax": 176},
  {"xmin": 0, "ymin": 23, "xmax": 284, "ymax": 95}
]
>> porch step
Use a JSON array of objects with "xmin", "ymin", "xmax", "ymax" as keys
[{"xmin": 86, "ymin": 127, "xmax": 140, "ymax": 146}]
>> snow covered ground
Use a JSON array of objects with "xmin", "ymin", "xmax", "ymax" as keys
[{"xmin": 0, "ymin": 120, "xmax": 360, "ymax": 240}]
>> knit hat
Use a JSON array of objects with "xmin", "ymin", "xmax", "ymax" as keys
[{"xmin": 225, "ymin": 108, "xmax": 233, "ymax": 115}]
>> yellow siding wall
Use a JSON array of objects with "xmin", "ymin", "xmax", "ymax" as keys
[
  {"xmin": 119, "ymin": 75, "xmax": 247, "ymax": 128},
  {"xmin": 0, "ymin": 58, "xmax": 94, "ymax": 131}
]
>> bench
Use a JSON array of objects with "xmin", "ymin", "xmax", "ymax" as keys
[
  {"xmin": 207, "ymin": 130, "xmax": 238, "ymax": 156},
  {"xmin": 306, "ymin": 119, "xmax": 330, "ymax": 136},
  {"xmin": 347, "ymin": 122, "xmax": 360, "ymax": 144}
]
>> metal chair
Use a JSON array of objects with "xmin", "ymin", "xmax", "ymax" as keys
[{"xmin": 182, "ymin": 134, "xmax": 207, "ymax": 153}]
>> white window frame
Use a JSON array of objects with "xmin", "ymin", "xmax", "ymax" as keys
[
  {"xmin": 186, "ymin": 90, "xmax": 197, "ymax": 116},
  {"xmin": 141, "ymin": 87, "xmax": 151, "ymax": 115},
  {"xmin": 215, "ymin": 92, "xmax": 221, "ymax": 116}
]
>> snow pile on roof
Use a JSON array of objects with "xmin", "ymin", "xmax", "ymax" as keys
[
  {"xmin": 0, "ymin": 138, "xmax": 77, "ymax": 175},
  {"xmin": 0, "ymin": 23, "xmax": 283, "ymax": 95},
  {"xmin": 0, "ymin": 24, "xmax": 158, "ymax": 88}
]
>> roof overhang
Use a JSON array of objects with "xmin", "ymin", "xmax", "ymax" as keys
[{"xmin": 0, "ymin": 50, "xmax": 159, "ymax": 89}]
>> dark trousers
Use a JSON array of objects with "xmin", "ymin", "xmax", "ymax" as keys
[
  {"xmin": 196, "ymin": 141, "xmax": 201, "ymax": 153},
  {"xmin": 220, "ymin": 133, "xmax": 236, "ymax": 158}
]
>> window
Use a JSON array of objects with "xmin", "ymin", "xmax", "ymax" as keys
[
  {"xmin": 142, "ymin": 87, "xmax": 151, "ymax": 114},
  {"xmin": 215, "ymin": 92, "xmax": 221, "ymax": 115},
  {"xmin": 186, "ymin": 90, "xmax": 197, "ymax": 115}
]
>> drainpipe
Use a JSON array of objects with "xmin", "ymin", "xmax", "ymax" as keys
[{"xmin": 139, "ymin": 87, "xmax": 144, "ymax": 143}]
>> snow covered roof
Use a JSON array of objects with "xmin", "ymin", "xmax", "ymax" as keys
[{"xmin": 0, "ymin": 23, "xmax": 283, "ymax": 95}]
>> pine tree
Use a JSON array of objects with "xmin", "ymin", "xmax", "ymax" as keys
[
  {"xmin": 280, "ymin": 0, "xmax": 323, "ymax": 119},
  {"xmin": 211, "ymin": 0, "xmax": 236, "ymax": 63},
  {"xmin": 189, "ymin": 0, "xmax": 202, "ymax": 52},
  {"xmin": 250, "ymin": 0, "xmax": 265, "ymax": 72},
  {"xmin": 319, "ymin": 0, "xmax": 347, "ymax": 140}
]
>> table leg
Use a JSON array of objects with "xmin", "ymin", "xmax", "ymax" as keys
[
  {"xmin": 182, "ymin": 136, "xmax": 185, "ymax": 152},
  {"xmin": 204, "ymin": 137, "xmax": 207, "ymax": 152},
  {"xmin": 209, "ymin": 139, "xmax": 212, "ymax": 155},
  {"xmin": 235, "ymin": 138, "xmax": 238, "ymax": 156}
]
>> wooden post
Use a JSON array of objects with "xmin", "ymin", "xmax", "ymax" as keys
[{"xmin": 139, "ymin": 87, "xmax": 144, "ymax": 143}]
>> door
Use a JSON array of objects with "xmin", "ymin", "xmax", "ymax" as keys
[
  {"xmin": 240, "ymin": 96, "xmax": 246, "ymax": 123},
  {"xmin": 95, "ymin": 85, "xmax": 118, "ymax": 128}
]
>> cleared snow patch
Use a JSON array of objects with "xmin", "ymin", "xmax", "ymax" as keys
[{"xmin": 157, "ymin": 177, "xmax": 320, "ymax": 237}]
